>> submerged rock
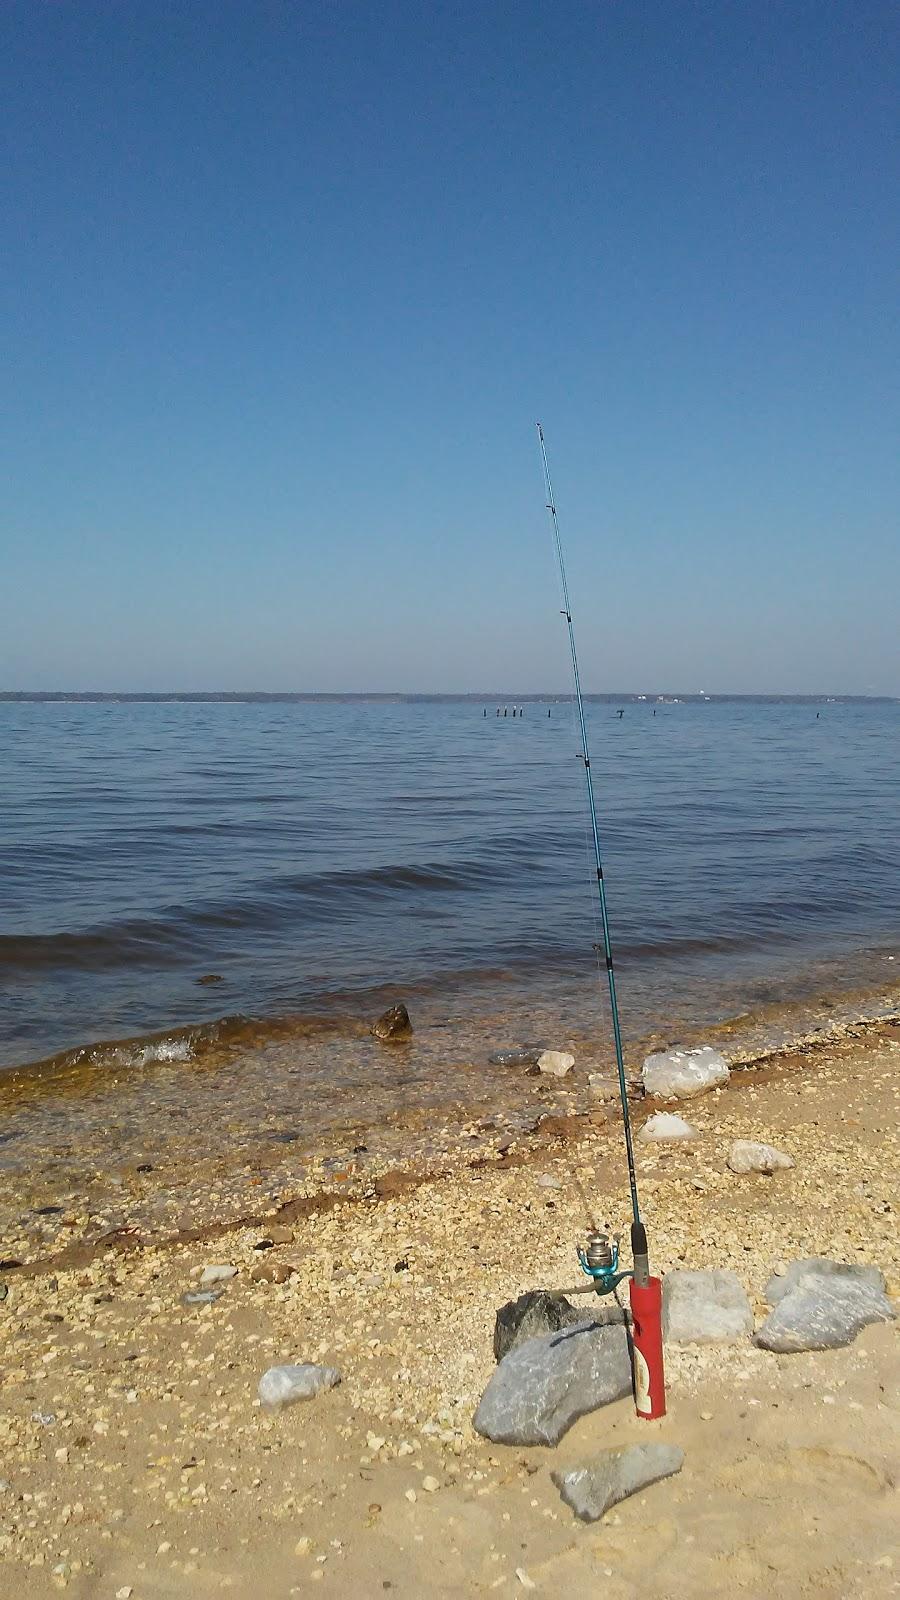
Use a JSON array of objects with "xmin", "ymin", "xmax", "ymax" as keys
[
  {"xmin": 474, "ymin": 1319, "xmax": 631, "ymax": 1446},
  {"xmin": 258, "ymin": 1363, "xmax": 341, "ymax": 1408},
  {"xmin": 371, "ymin": 1004, "xmax": 413, "ymax": 1041},
  {"xmin": 553, "ymin": 1442, "xmax": 685, "ymax": 1522},
  {"xmin": 662, "ymin": 1269, "xmax": 753, "ymax": 1344},
  {"xmin": 488, "ymin": 1046, "xmax": 543, "ymax": 1068},
  {"xmin": 728, "ymin": 1140, "xmax": 794, "ymax": 1174},
  {"xmin": 642, "ymin": 1046, "xmax": 729, "ymax": 1100},
  {"xmin": 493, "ymin": 1289, "xmax": 586, "ymax": 1362},
  {"xmin": 755, "ymin": 1259, "xmax": 894, "ymax": 1352},
  {"xmin": 537, "ymin": 1050, "xmax": 575, "ymax": 1078},
  {"xmin": 639, "ymin": 1112, "xmax": 698, "ymax": 1142}
]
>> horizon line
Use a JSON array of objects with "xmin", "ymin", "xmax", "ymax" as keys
[{"xmin": 1, "ymin": 690, "xmax": 896, "ymax": 704}]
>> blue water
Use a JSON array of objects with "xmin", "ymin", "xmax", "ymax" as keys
[{"xmin": 1, "ymin": 696, "xmax": 898, "ymax": 1069}]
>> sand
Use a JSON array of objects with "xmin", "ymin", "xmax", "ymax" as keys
[{"xmin": 0, "ymin": 1020, "xmax": 897, "ymax": 1598}]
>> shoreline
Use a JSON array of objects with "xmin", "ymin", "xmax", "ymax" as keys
[{"xmin": 0, "ymin": 1010, "xmax": 897, "ymax": 1596}]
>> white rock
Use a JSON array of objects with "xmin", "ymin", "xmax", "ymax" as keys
[
  {"xmin": 258, "ymin": 1364, "xmax": 341, "ymax": 1408},
  {"xmin": 727, "ymin": 1140, "xmax": 794, "ymax": 1175},
  {"xmin": 199, "ymin": 1264, "xmax": 238, "ymax": 1285},
  {"xmin": 642, "ymin": 1046, "xmax": 729, "ymax": 1100},
  {"xmin": 536, "ymin": 1174, "xmax": 561, "ymax": 1188},
  {"xmin": 537, "ymin": 1050, "xmax": 575, "ymax": 1077},
  {"xmin": 639, "ymin": 1112, "xmax": 698, "ymax": 1143},
  {"xmin": 663, "ymin": 1269, "xmax": 754, "ymax": 1344}
]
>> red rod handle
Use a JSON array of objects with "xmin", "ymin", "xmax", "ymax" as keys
[{"xmin": 629, "ymin": 1275, "xmax": 666, "ymax": 1419}]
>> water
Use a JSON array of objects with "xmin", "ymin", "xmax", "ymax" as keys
[{"xmin": 2, "ymin": 695, "xmax": 898, "ymax": 1073}]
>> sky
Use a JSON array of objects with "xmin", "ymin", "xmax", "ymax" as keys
[{"xmin": 1, "ymin": 1, "xmax": 897, "ymax": 695}]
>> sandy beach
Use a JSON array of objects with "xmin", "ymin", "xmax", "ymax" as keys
[{"xmin": 1, "ymin": 1008, "xmax": 897, "ymax": 1599}]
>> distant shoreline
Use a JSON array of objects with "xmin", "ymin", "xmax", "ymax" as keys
[{"xmin": 1, "ymin": 691, "xmax": 896, "ymax": 704}]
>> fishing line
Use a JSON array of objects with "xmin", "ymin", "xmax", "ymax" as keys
[{"xmin": 537, "ymin": 423, "xmax": 641, "ymax": 1230}]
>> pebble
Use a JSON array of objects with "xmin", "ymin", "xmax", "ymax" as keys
[{"xmin": 422, "ymin": 1476, "xmax": 439, "ymax": 1492}]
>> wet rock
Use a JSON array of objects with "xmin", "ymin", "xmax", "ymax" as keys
[
  {"xmin": 728, "ymin": 1140, "xmax": 794, "ymax": 1174},
  {"xmin": 195, "ymin": 973, "xmax": 223, "ymax": 985},
  {"xmin": 755, "ymin": 1259, "xmax": 894, "ymax": 1352},
  {"xmin": 489, "ymin": 1047, "xmax": 542, "ymax": 1068},
  {"xmin": 371, "ymin": 1004, "xmax": 413, "ymax": 1041},
  {"xmin": 199, "ymin": 1264, "xmax": 238, "ymax": 1285},
  {"xmin": 258, "ymin": 1363, "xmax": 341, "ymax": 1408},
  {"xmin": 662, "ymin": 1269, "xmax": 753, "ymax": 1343},
  {"xmin": 553, "ymin": 1442, "xmax": 684, "ymax": 1522},
  {"xmin": 474, "ymin": 1319, "xmax": 632, "ymax": 1445},
  {"xmin": 493, "ymin": 1289, "xmax": 586, "ymax": 1362},
  {"xmin": 537, "ymin": 1050, "xmax": 575, "ymax": 1078},
  {"xmin": 639, "ymin": 1112, "xmax": 698, "ymax": 1143},
  {"xmin": 642, "ymin": 1046, "xmax": 729, "ymax": 1100}
]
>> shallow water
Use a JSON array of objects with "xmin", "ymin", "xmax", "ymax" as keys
[{"xmin": 2, "ymin": 695, "xmax": 898, "ymax": 1075}]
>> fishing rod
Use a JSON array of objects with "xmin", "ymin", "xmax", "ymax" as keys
[{"xmin": 537, "ymin": 422, "xmax": 665, "ymax": 1420}]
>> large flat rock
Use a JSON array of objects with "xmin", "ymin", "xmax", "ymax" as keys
[
  {"xmin": 473, "ymin": 1319, "xmax": 632, "ymax": 1446},
  {"xmin": 755, "ymin": 1259, "xmax": 894, "ymax": 1352},
  {"xmin": 553, "ymin": 1441, "xmax": 685, "ymax": 1522}
]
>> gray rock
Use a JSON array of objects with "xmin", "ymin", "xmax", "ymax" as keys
[
  {"xmin": 0, "ymin": 1282, "xmax": 7, "ymax": 1302},
  {"xmin": 755, "ymin": 1259, "xmax": 894, "ymax": 1352},
  {"xmin": 642, "ymin": 1046, "xmax": 729, "ymax": 1100},
  {"xmin": 553, "ymin": 1442, "xmax": 685, "ymax": 1522},
  {"xmin": 371, "ymin": 1004, "xmax": 412, "ymax": 1041},
  {"xmin": 663, "ymin": 1269, "xmax": 753, "ymax": 1344},
  {"xmin": 764, "ymin": 1258, "xmax": 886, "ymax": 1305},
  {"xmin": 489, "ymin": 1047, "xmax": 542, "ymax": 1068},
  {"xmin": 258, "ymin": 1363, "xmax": 342, "ymax": 1408},
  {"xmin": 639, "ymin": 1112, "xmax": 698, "ymax": 1143},
  {"xmin": 493, "ymin": 1289, "xmax": 586, "ymax": 1362},
  {"xmin": 727, "ymin": 1140, "xmax": 793, "ymax": 1174},
  {"xmin": 537, "ymin": 1049, "xmax": 575, "ymax": 1077},
  {"xmin": 181, "ymin": 1289, "xmax": 223, "ymax": 1306},
  {"xmin": 474, "ymin": 1319, "xmax": 632, "ymax": 1445}
]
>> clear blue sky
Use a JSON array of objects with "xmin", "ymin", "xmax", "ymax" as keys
[{"xmin": 2, "ymin": 1, "xmax": 897, "ymax": 694}]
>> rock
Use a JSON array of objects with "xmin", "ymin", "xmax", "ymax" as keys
[
  {"xmin": 0, "ymin": 1282, "xmax": 7, "ymax": 1302},
  {"xmin": 553, "ymin": 1442, "xmax": 684, "ymax": 1523},
  {"xmin": 250, "ymin": 1261, "xmax": 293, "ymax": 1284},
  {"xmin": 195, "ymin": 973, "xmax": 223, "ymax": 985},
  {"xmin": 493, "ymin": 1289, "xmax": 586, "ymax": 1362},
  {"xmin": 180, "ymin": 1289, "xmax": 222, "ymax": 1306},
  {"xmin": 371, "ymin": 1004, "xmax": 412, "ymax": 1041},
  {"xmin": 642, "ymin": 1046, "xmax": 729, "ymax": 1100},
  {"xmin": 639, "ymin": 1112, "xmax": 698, "ymax": 1143},
  {"xmin": 199, "ymin": 1264, "xmax": 238, "ymax": 1285},
  {"xmin": 764, "ymin": 1258, "xmax": 886, "ymax": 1304},
  {"xmin": 663, "ymin": 1269, "xmax": 753, "ymax": 1344},
  {"xmin": 727, "ymin": 1140, "xmax": 794, "ymax": 1174},
  {"xmin": 587, "ymin": 1074, "xmax": 619, "ymax": 1097},
  {"xmin": 536, "ymin": 1174, "xmax": 561, "ymax": 1189},
  {"xmin": 755, "ymin": 1259, "xmax": 894, "ymax": 1352},
  {"xmin": 489, "ymin": 1047, "xmax": 542, "ymax": 1067},
  {"xmin": 537, "ymin": 1050, "xmax": 575, "ymax": 1077},
  {"xmin": 258, "ymin": 1364, "xmax": 341, "ymax": 1408},
  {"xmin": 474, "ymin": 1319, "xmax": 632, "ymax": 1445}
]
